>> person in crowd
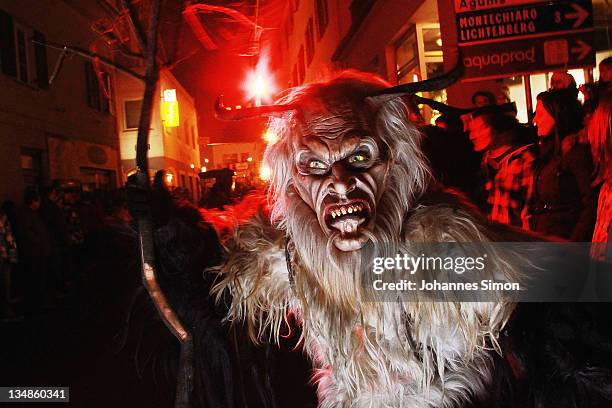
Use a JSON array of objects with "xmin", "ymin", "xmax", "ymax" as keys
[
  {"xmin": 17, "ymin": 189, "xmax": 52, "ymax": 312},
  {"xmin": 434, "ymin": 113, "xmax": 464, "ymax": 134},
  {"xmin": 0, "ymin": 207, "xmax": 19, "ymax": 321},
  {"xmin": 496, "ymin": 85, "xmax": 512, "ymax": 105},
  {"xmin": 581, "ymin": 57, "xmax": 612, "ymax": 115},
  {"xmin": 422, "ymin": 120, "xmax": 481, "ymax": 195},
  {"xmin": 471, "ymin": 90, "xmax": 496, "ymax": 107},
  {"xmin": 587, "ymin": 92, "xmax": 612, "ymax": 259},
  {"xmin": 41, "ymin": 186, "xmax": 69, "ymax": 294},
  {"xmin": 61, "ymin": 189, "xmax": 85, "ymax": 247},
  {"xmin": 601, "ymin": 57, "xmax": 612, "ymax": 82},
  {"xmin": 77, "ymin": 191, "xmax": 106, "ymax": 236},
  {"xmin": 1, "ymin": 200, "xmax": 22, "ymax": 302},
  {"xmin": 531, "ymin": 90, "xmax": 596, "ymax": 241},
  {"xmin": 60, "ymin": 188, "xmax": 85, "ymax": 286},
  {"xmin": 549, "ymin": 71, "xmax": 579, "ymax": 98},
  {"xmin": 468, "ymin": 105, "xmax": 537, "ymax": 229}
]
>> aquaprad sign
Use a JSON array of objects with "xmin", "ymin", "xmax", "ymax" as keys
[{"xmin": 463, "ymin": 47, "xmax": 536, "ymax": 69}]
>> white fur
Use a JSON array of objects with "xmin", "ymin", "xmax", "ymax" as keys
[{"xmin": 211, "ymin": 75, "xmax": 521, "ymax": 407}]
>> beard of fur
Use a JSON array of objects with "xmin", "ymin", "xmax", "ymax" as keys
[
  {"xmin": 272, "ymin": 99, "xmax": 442, "ymax": 384},
  {"xmin": 268, "ymin": 97, "xmax": 430, "ymax": 316},
  {"xmin": 252, "ymin": 95, "xmax": 520, "ymax": 403}
]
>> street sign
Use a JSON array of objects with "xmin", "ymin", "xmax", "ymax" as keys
[
  {"xmin": 454, "ymin": 0, "xmax": 595, "ymax": 81},
  {"xmin": 461, "ymin": 31, "xmax": 594, "ymax": 81},
  {"xmin": 457, "ymin": 2, "xmax": 592, "ymax": 44},
  {"xmin": 455, "ymin": 0, "xmax": 585, "ymax": 13}
]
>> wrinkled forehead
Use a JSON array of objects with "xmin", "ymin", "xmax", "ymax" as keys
[{"xmin": 294, "ymin": 96, "xmax": 376, "ymax": 145}]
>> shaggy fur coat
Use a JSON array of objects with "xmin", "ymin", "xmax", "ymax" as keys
[
  {"xmin": 212, "ymin": 190, "xmax": 540, "ymax": 408},
  {"xmin": 129, "ymin": 184, "xmax": 612, "ymax": 407}
]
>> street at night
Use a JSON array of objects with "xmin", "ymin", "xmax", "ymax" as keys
[{"xmin": 1, "ymin": 0, "xmax": 611, "ymax": 407}]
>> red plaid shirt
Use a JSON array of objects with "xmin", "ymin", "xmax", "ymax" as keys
[{"xmin": 483, "ymin": 144, "xmax": 536, "ymax": 229}]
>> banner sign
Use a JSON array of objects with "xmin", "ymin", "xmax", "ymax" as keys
[
  {"xmin": 462, "ymin": 31, "xmax": 594, "ymax": 81},
  {"xmin": 454, "ymin": 0, "xmax": 595, "ymax": 81}
]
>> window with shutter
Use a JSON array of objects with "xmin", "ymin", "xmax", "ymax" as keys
[
  {"xmin": 0, "ymin": 9, "xmax": 17, "ymax": 77},
  {"xmin": 33, "ymin": 30, "xmax": 48, "ymax": 88},
  {"xmin": 85, "ymin": 61, "xmax": 112, "ymax": 113},
  {"xmin": 0, "ymin": 10, "xmax": 47, "ymax": 88},
  {"xmin": 124, "ymin": 99, "xmax": 143, "ymax": 130}
]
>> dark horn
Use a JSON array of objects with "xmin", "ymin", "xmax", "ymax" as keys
[
  {"xmin": 215, "ymin": 95, "xmax": 296, "ymax": 121},
  {"xmin": 411, "ymin": 95, "xmax": 473, "ymax": 116},
  {"xmin": 412, "ymin": 96, "xmax": 517, "ymax": 117},
  {"xmin": 368, "ymin": 54, "xmax": 463, "ymax": 103}
]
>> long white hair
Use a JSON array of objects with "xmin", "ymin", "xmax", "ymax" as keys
[{"xmin": 213, "ymin": 72, "xmax": 521, "ymax": 407}]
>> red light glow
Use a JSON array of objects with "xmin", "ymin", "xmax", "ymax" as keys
[
  {"xmin": 263, "ymin": 129, "xmax": 278, "ymax": 144},
  {"xmin": 244, "ymin": 54, "xmax": 276, "ymax": 106},
  {"xmin": 259, "ymin": 163, "xmax": 271, "ymax": 181}
]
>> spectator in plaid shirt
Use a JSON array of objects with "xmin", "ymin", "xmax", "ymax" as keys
[{"xmin": 469, "ymin": 106, "xmax": 537, "ymax": 229}]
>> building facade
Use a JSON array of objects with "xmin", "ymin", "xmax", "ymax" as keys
[
  {"xmin": 274, "ymin": 0, "xmax": 611, "ymax": 123},
  {"xmin": 116, "ymin": 69, "xmax": 201, "ymax": 201},
  {"xmin": 0, "ymin": 0, "xmax": 123, "ymax": 203},
  {"xmin": 0, "ymin": 0, "xmax": 202, "ymax": 204}
]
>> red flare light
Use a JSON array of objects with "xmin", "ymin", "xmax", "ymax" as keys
[{"xmin": 244, "ymin": 54, "xmax": 276, "ymax": 106}]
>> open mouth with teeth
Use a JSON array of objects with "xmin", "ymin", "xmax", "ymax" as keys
[{"xmin": 323, "ymin": 199, "xmax": 372, "ymax": 237}]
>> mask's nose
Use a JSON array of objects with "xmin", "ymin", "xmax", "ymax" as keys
[{"xmin": 329, "ymin": 163, "xmax": 356, "ymax": 198}]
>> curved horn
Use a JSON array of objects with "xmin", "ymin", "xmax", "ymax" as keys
[
  {"xmin": 368, "ymin": 54, "xmax": 463, "ymax": 104},
  {"xmin": 412, "ymin": 95, "xmax": 474, "ymax": 116},
  {"xmin": 412, "ymin": 96, "xmax": 517, "ymax": 118},
  {"xmin": 215, "ymin": 95, "xmax": 297, "ymax": 121}
]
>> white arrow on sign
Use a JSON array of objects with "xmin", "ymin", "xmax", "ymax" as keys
[
  {"xmin": 571, "ymin": 39, "xmax": 592, "ymax": 60},
  {"xmin": 565, "ymin": 3, "xmax": 590, "ymax": 29}
]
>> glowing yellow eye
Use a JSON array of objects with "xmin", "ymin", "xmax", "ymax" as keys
[
  {"xmin": 350, "ymin": 154, "xmax": 368, "ymax": 163},
  {"xmin": 308, "ymin": 160, "xmax": 327, "ymax": 169}
]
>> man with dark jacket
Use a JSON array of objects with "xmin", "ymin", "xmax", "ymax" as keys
[
  {"xmin": 41, "ymin": 187, "xmax": 70, "ymax": 292},
  {"xmin": 17, "ymin": 189, "xmax": 52, "ymax": 313}
]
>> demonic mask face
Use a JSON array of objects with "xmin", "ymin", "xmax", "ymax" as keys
[{"xmin": 291, "ymin": 101, "xmax": 388, "ymax": 252}]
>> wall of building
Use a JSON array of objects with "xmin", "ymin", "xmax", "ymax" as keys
[
  {"xmin": 114, "ymin": 71, "xmax": 164, "ymax": 176},
  {"xmin": 279, "ymin": 0, "xmax": 353, "ymax": 86},
  {"xmin": 159, "ymin": 70, "xmax": 201, "ymax": 176},
  {"xmin": 115, "ymin": 68, "xmax": 201, "ymax": 203},
  {"xmin": 0, "ymin": 0, "xmax": 121, "ymax": 202},
  {"xmin": 278, "ymin": 0, "xmax": 450, "ymax": 87},
  {"xmin": 333, "ymin": 0, "xmax": 426, "ymax": 78}
]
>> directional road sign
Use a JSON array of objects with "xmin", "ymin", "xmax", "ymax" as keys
[{"xmin": 453, "ymin": 0, "xmax": 595, "ymax": 81}]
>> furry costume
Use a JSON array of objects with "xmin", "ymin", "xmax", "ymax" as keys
[
  {"xmin": 125, "ymin": 70, "xmax": 611, "ymax": 408},
  {"xmin": 211, "ymin": 72, "xmax": 535, "ymax": 407}
]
